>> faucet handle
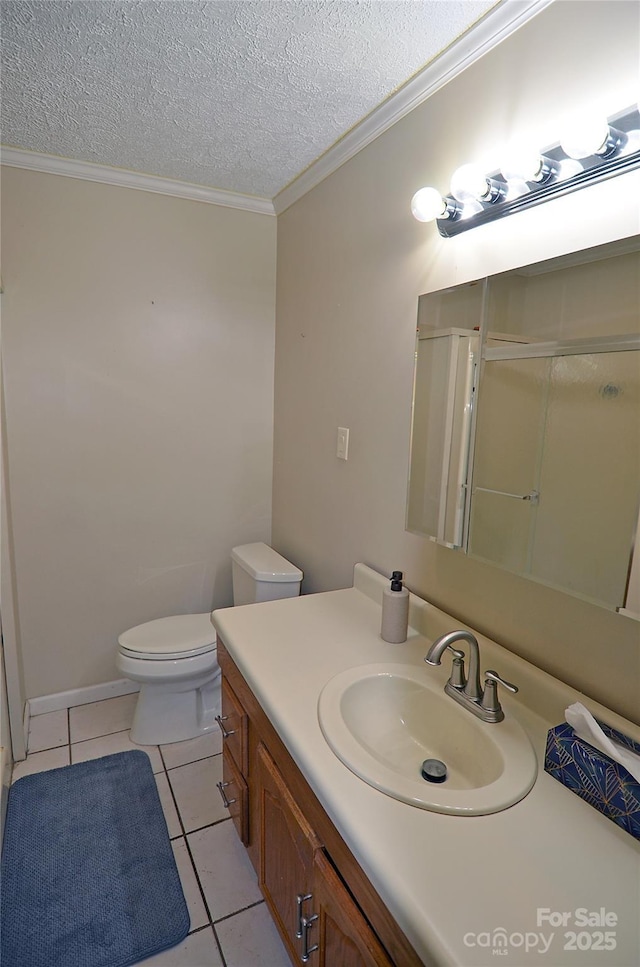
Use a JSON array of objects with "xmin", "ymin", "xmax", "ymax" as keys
[
  {"xmin": 481, "ymin": 670, "xmax": 518, "ymax": 721},
  {"xmin": 447, "ymin": 647, "xmax": 467, "ymax": 689}
]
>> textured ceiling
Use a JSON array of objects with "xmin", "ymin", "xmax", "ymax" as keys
[{"xmin": 1, "ymin": 0, "xmax": 497, "ymax": 199}]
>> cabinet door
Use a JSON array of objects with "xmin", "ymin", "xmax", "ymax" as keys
[
  {"xmin": 310, "ymin": 850, "xmax": 394, "ymax": 967},
  {"xmin": 257, "ymin": 743, "xmax": 321, "ymax": 963}
]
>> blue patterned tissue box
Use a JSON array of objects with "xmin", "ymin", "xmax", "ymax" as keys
[{"xmin": 544, "ymin": 721, "xmax": 640, "ymax": 840}]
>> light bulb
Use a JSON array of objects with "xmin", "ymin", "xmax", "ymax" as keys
[
  {"xmin": 501, "ymin": 144, "xmax": 545, "ymax": 182},
  {"xmin": 450, "ymin": 164, "xmax": 490, "ymax": 202},
  {"xmin": 410, "ymin": 187, "xmax": 447, "ymax": 222},
  {"xmin": 556, "ymin": 158, "xmax": 583, "ymax": 181},
  {"xmin": 560, "ymin": 115, "xmax": 610, "ymax": 159},
  {"xmin": 504, "ymin": 178, "xmax": 530, "ymax": 201},
  {"xmin": 459, "ymin": 199, "xmax": 484, "ymax": 219}
]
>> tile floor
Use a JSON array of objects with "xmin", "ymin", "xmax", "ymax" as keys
[{"xmin": 12, "ymin": 693, "xmax": 291, "ymax": 967}]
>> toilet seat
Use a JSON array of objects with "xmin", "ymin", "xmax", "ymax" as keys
[{"xmin": 118, "ymin": 613, "xmax": 217, "ymax": 661}]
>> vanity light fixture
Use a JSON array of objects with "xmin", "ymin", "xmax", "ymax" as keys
[
  {"xmin": 411, "ymin": 104, "xmax": 640, "ymax": 237},
  {"xmin": 450, "ymin": 163, "xmax": 506, "ymax": 204}
]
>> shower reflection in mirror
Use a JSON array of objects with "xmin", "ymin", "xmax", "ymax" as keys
[{"xmin": 407, "ymin": 237, "xmax": 640, "ymax": 616}]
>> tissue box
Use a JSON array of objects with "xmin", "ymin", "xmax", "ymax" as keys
[{"xmin": 544, "ymin": 721, "xmax": 640, "ymax": 840}]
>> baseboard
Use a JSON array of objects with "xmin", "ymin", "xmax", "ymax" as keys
[{"xmin": 27, "ymin": 679, "xmax": 139, "ymax": 717}]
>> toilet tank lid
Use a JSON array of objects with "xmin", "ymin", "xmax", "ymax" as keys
[{"xmin": 231, "ymin": 542, "xmax": 303, "ymax": 583}]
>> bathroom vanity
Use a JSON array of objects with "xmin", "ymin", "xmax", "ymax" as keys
[
  {"xmin": 212, "ymin": 565, "xmax": 640, "ymax": 966},
  {"xmin": 217, "ymin": 643, "xmax": 416, "ymax": 966}
]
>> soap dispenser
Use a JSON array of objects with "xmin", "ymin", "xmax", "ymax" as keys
[{"xmin": 381, "ymin": 570, "xmax": 409, "ymax": 643}]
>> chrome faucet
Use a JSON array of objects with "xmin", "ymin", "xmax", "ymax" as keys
[{"xmin": 425, "ymin": 630, "xmax": 518, "ymax": 723}]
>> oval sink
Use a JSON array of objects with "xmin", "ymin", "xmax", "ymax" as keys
[{"xmin": 318, "ymin": 663, "xmax": 537, "ymax": 815}]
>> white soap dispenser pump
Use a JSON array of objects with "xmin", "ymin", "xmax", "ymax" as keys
[{"xmin": 381, "ymin": 570, "xmax": 409, "ymax": 643}]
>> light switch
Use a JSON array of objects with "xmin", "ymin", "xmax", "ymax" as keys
[{"xmin": 337, "ymin": 427, "xmax": 349, "ymax": 460}]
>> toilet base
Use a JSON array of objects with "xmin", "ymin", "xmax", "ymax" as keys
[{"xmin": 130, "ymin": 674, "xmax": 221, "ymax": 745}]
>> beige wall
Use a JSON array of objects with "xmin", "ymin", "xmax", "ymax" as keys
[
  {"xmin": 2, "ymin": 169, "xmax": 277, "ymax": 698},
  {"xmin": 273, "ymin": 0, "xmax": 640, "ymax": 722}
]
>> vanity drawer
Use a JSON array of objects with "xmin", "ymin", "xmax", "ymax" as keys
[
  {"xmin": 217, "ymin": 677, "xmax": 248, "ymax": 775},
  {"xmin": 218, "ymin": 745, "xmax": 249, "ymax": 845}
]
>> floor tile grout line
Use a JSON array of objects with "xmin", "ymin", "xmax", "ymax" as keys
[
  {"xmin": 210, "ymin": 921, "xmax": 229, "ymax": 967},
  {"xmin": 67, "ymin": 692, "xmax": 140, "ymax": 712},
  {"xmin": 164, "ymin": 762, "xmax": 189, "ymax": 839},
  {"xmin": 25, "ymin": 706, "xmax": 71, "ymax": 757},
  {"xmin": 31, "ymin": 712, "xmax": 221, "ymax": 761},
  {"xmin": 164, "ymin": 750, "xmax": 222, "ymax": 773},
  {"xmin": 24, "ymin": 739, "xmax": 69, "ymax": 756},
  {"xmin": 161, "ymin": 754, "xmax": 222, "ymax": 939},
  {"xmin": 212, "ymin": 897, "xmax": 266, "ymax": 926},
  {"xmin": 180, "ymin": 923, "xmax": 211, "ymax": 938},
  {"xmin": 30, "ymin": 724, "xmax": 132, "ymax": 757},
  {"xmin": 158, "ymin": 743, "xmax": 169, "ymax": 774},
  {"xmin": 69, "ymin": 725, "xmax": 136, "ymax": 747},
  {"xmin": 69, "ymin": 724, "xmax": 140, "ymax": 745},
  {"xmin": 163, "ymin": 749, "xmax": 222, "ymax": 773},
  {"xmin": 67, "ymin": 692, "xmax": 138, "ymax": 742},
  {"xmin": 168, "ymin": 811, "xmax": 231, "ymax": 841},
  {"xmin": 211, "ymin": 900, "xmax": 274, "ymax": 967},
  {"xmin": 181, "ymin": 814, "xmax": 231, "ymax": 838},
  {"xmin": 181, "ymin": 831, "xmax": 222, "ymax": 954}
]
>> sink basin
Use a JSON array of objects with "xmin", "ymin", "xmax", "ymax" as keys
[{"xmin": 318, "ymin": 663, "xmax": 537, "ymax": 815}]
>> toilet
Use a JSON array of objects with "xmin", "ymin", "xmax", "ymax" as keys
[{"xmin": 116, "ymin": 542, "xmax": 303, "ymax": 745}]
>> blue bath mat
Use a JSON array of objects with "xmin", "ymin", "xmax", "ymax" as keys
[{"xmin": 1, "ymin": 750, "xmax": 190, "ymax": 967}]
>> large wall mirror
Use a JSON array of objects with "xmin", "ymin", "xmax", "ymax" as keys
[{"xmin": 407, "ymin": 236, "xmax": 640, "ymax": 617}]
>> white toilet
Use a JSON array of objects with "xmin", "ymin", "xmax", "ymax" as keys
[{"xmin": 116, "ymin": 542, "xmax": 303, "ymax": 745}]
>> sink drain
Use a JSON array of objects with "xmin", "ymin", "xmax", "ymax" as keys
[{"xmin": 421, "ymin": 759, "xmax": 447, "ymax": 783}]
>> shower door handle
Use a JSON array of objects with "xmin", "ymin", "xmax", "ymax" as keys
[{"xmin": 474, "ymin": 487, "xmax": 540, "ymax": 503}]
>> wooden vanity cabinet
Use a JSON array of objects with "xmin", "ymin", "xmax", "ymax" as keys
[{"xmin": 217, "ymin": 638, "xmax": 423, "ymax": 967}]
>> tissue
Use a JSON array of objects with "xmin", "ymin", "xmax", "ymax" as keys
[
  {"xmin": 544, "ymin": 705, "xmax": 640, "ymax": 840},
  {"xmin": 565, "ymin": 702, "xmax": 640, "ymax": 783}
]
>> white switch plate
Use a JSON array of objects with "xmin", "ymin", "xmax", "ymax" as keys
[{"xmin": 336, "ymin": 427, "xmax": 349, "ymax": 460}]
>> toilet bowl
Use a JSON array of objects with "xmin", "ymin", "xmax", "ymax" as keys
[
  {"xmin": 116, "ymin": 543, "xmax": 302, "ymax": 745},
  {"xmin": 116, "ymin": 613, "xmax": 220, "ymax": 745}
]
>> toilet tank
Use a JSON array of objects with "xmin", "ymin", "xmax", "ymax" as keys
[{"xmin": 231, "ymin": 542, "xmax": 303, "ymax": 605}]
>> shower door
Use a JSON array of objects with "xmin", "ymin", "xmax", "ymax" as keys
[{"xmin": 469, "ymin": 341, "xmax": 640, "ymax": 610}]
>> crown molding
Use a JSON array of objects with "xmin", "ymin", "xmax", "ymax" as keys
[
  {"xmin": 273, "ymin": 0, "xmax": 555, "ymax": 214},
  {"xmin": 1, "ymin": 1, "xmax": 552, "ymax": 218},
  {"xmin": 0, "ymin": 147, "xmax": 276, "ymax": 216}
]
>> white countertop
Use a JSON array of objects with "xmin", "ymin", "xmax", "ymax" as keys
[{"xmin": 212, "ymin": 565, "xmax": 640, "ymax": 967}]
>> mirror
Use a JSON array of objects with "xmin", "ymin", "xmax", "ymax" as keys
[{"xmin": 407, "ymin": 237, "xmax": 640, "ymax": 616}]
